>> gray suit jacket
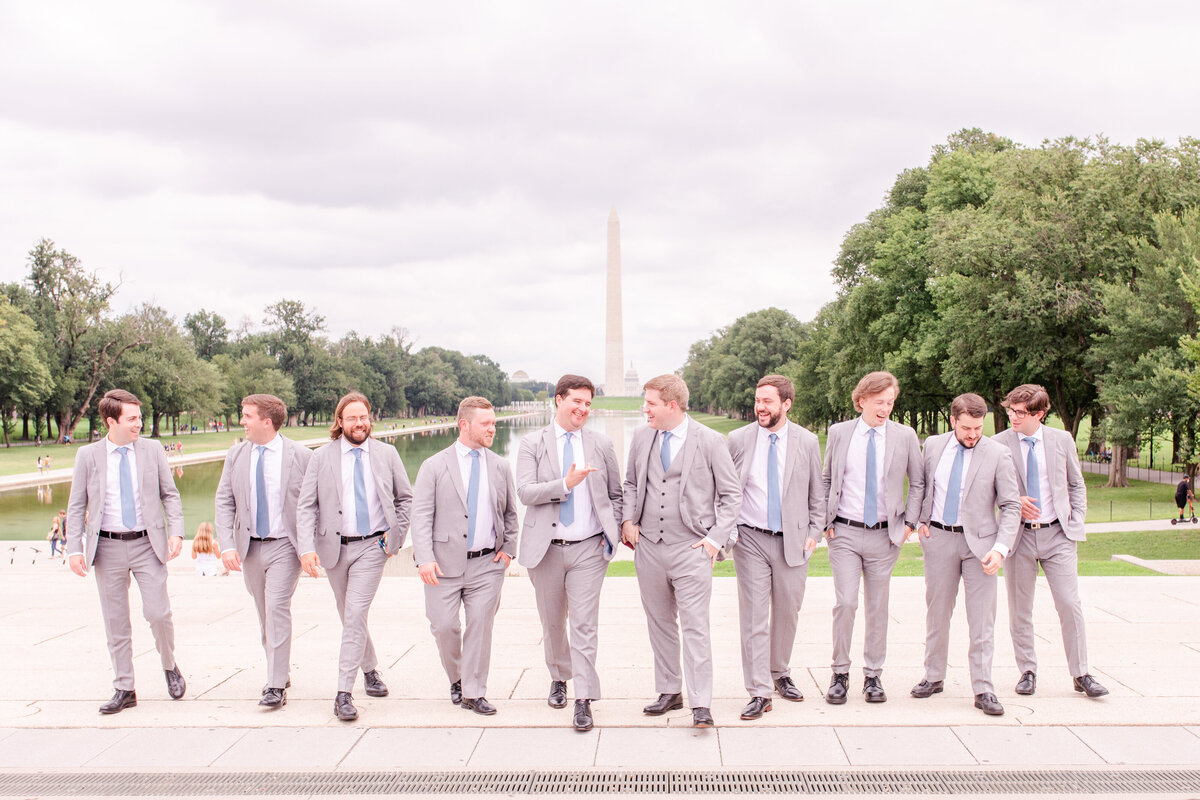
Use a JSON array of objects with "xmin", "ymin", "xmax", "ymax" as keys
[
  {"xmin": 621, "ymin": 417, "xmax": 743, "ymax": 549},
  {"xmin": 65, "ymin": 437, "xmax": 184, "ymax": 565},
  {"xmin": 295, "ymin": 437, "xmax": 413, "ymax": 568},
  {"xmin": 993, "ymin": 426, "xmax": 1087, "ymax": 544},
  {"xmin": 409, "ymin": 444, "xmax": 519, "ymax": 577},
  {"xmin": 728, "ymin": 420, "xmax": 825, "ymax": 566},
  {"xmin": 516, "ymin": 424, "xmax": 623, "ymax": 567},
  {"xmin": 822, "ymin": 418, "xmax": 924, "ymax": 546},
  {"xmin": 214, "ymin": 435, "xmax": 314, "ymax": 558},
  {"xmin": 919, "ymin": 433, "xmax": 1022, "ymax": 560}
]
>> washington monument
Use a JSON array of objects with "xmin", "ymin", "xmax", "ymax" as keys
[{"xmin": 605, "ymin": 207, "xmax": 625, "ymax": 396}]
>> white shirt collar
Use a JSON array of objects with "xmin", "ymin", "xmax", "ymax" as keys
[
  {"xmin": 553, "ymin": 421, "xmax": 581, "ymax": 440},
  {"xmin": 1020, "ymin": 425, "xmax": 1043, "ymax": 444},
  {"xmin": 254, "ymin": 433, "xmax": 282, "ymax": 452},
  {"xmin": 105, "ymin": 436, "xmax": 135, "ymax": 454},
  {"xmin": 667, "ymin": 416, "xmax": 689, "ymax": 439},
  {"xmin": 855, "ymin": 417, "xmax": 885, "ymax": 438},
  {"xmin": 455, "ymin": 440, "xmax": 484, "ymax": 458},
  {"xmin": 340, "ymin": 436, "xmax": 370, "ymax": 455}
]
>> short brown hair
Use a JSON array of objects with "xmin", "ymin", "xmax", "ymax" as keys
[
  {"xmin": 757, "ymin": 374, "xmax": 795, "ymax": 404},
  {"xmin": 242, "ymin": 393, "xmax": 287, "ymax": 431},
  {"xmin": 99, "ymin": 389, "xmax": 141, "ymax": 426},
  {"xmin": 643, "ymin": 374, "xmax": 689, "ymax": 410},
  {"xmin": 851, "ymin": 371, "xmax": 899, "ymax": 412},
  {"xmin": 1002, "ymin": 384, "xmax": 1051, "ymax": 416},
  {"xmin": 554, "ymin": 374, "xmax": 595, "ymax": 400},
  {"xmin": 329, "ymin": 392, "xmax": 371, "ymax": 439},
  {"xmin": 950, "ymin": 393, "xmax": 989, "ymax": 419},
  {"xmin": 457, "ymin": 396, "xmax": 494, "ymax": 423}
]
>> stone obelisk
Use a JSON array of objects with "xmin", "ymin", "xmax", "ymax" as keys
[{"xmin": 605, "ymin": 207, "xmax": 625, "ymax": 396}]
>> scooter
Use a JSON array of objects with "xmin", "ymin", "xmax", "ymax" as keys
[{"xmin": 1170, "ymin": 497, "xmax": 1198, "ymax": 525}]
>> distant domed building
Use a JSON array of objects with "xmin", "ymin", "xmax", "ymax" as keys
[
  {"xmin": 624, "ymin": 362, "xmax": 641, "ymax": 396},
  {"xmin": 511, "ymin": 370, "xmax": 530, "ymax": 382}
]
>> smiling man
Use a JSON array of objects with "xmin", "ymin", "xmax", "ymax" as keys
[{"xmin": 516, "ymin": 375, "xmax": 622, "ymax": 732}]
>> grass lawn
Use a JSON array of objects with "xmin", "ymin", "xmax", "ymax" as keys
[
  {"xmin": 605, "ymin": 530, "xmax": 1195, "ymax": 578},
  {"xmin": 591, "ymin": 397, "xmax": 645, "ymax": 411}
]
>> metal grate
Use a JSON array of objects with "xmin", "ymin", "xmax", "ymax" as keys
[{"xmin": 0, "ymin": 768, "xmax": 1197, "ymax": 795}]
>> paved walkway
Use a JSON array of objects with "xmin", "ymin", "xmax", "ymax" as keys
[{"xmin": 1080, "ymin": 459, "xmax": 1185, "ymax": 486}]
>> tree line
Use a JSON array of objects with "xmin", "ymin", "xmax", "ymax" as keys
[
  {"xmin": 682, "ymin": 129, "xmax": 1200, "ymax": 488},
  {"xmin": 0, "ymin": 241, "xmax": 515, "ymax": 445}
]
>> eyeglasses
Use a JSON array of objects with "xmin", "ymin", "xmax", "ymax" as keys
[
  {"xmin": 341, "ymin": 415, "xmax": 371, "ymax": 425},
  {"xmin": 1005, "ymin": 407, "xmax": 1035, "ymax": 420}
]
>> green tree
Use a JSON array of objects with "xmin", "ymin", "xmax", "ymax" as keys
[
  {"xmin": 0, "ymin": 296, "xmax": 54, "ymax": 446},
  {"xmin": 183, "ymin": 309, "xmax": 230, "ymax": 360}
]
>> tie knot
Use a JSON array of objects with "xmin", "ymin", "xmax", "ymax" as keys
[
  {"xmin": 470, "ymin": 449, "xmax": 481, "ymax": 460},
  {"xmin": 351, "ymin": 447, "xmax": 363, "ymax": 460},
  {"xmin": 1024, "ymin": 436, "xmax": 1036, "ymax": 448},
  {"xmin": 867, "ymin": 427, "xmax": 876, "ymax": 440},
  {"xmin": 769, "ymin": 433, "xmax": 778, "ymax": 444},
  {"xmin": 257, "ymin": 445, "xmax": 267, "ymax": 455},
  {"xmin": 662, "ymin": 431, "xmax": 672, "ymax": 443},
  {"xmin": 564, "ymin": 432, "xmax": 572, "ymax": 442},
  {"xmin": 116, "ymin": 446, "xmax": 128, "ymax": 456}
]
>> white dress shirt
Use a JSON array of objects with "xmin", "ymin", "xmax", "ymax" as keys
[
  {"xmin": 249, "ymin": 433, "xmax": 284, "ymax": 539},
  {"xmin": 101, "ymin": 437, "xmax": 145, "ymax": 532},
  {"xmin": 455, "ymin": 441, "xmax": 496, "ymax": 550},
  {"xmin": 835, "ymin": 417, "xmax": 888, "ymax": 523},
  {"xmin": 931, "ymin": 439, "xmax": 1008, "ymax": 558},
  {"xmin": 738, "ymin": 423, "xmax": 787, "ymax": 531},
  {"xmin": 555, "ymin": 422, "xmax": 601, "ymax": 540},
  {"xmin": 1020, "ymin": 426, "xmax": 1058, "ymax": 523},
  {"xmin": 340, "ymin": 437, "xmax": 389, "ymax": 536}
]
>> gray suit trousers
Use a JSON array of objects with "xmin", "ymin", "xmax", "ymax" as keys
[
  {"xmin": 242, "ymin": 538, "xmax": 301, "ymax": 689},
  {"xmin": 424, "ymin": 555, "xmax": 506, "ymax": 699},
  {"xmin": 634, "ymin": 537, "xmax": 714, "ymax": 708},
  {"xmin": 93, "ymin": 536, "xmax": 176, "ymax": 691},
  {"xmin": 324, "ymin": 538, "xmax": 386, "ymax": 693},
  {"xmin": 921, "ymin": 527, "xmax": 997, "ymax": 695},
  {"xmin": 734, "ymin": 525, "xmax": 808, "ymax": 697},
  {"xmin": 828, "ymin": 522, "xmax": 900, "ymax": 677},
  {"xmin": 527, "ymin": 535, "xmax": 608, "ymax": 700},
  {"xmin": 1004, "ymin": 522, "xmax": 1088, "ymax": 677}
]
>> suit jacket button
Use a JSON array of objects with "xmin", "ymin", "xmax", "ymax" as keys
[{"xmin": 551, "ymin": 522, "xmax": 557, "ymax": 527}]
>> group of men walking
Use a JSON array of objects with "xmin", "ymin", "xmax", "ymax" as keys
[{"xmin": 65, "ymin": 370, "xmax": 1107, "ymax": 731}]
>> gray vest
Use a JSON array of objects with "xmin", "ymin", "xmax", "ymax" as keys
[{"xmin": 639, "ymin": 435, "xmax": 693, "ymax": 544}]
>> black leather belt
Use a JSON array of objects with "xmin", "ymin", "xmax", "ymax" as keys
[
  {"xmin": 99, "ymin": 530, "xmax": 147, "ymax": 541},
  {"xmin": 930, "ymin": 521, "xmax": 965, "ymax": 534},
  {"xmin": 250, "ymin": 536, "xmax": 281, "ymax": 542},
  {"xmin": 1023, "ymin": 518, "xmax": 1060, "ymax": 530},
  {"xmin": 340, "ymin": 532, "xmax": 385, "ymax": 544},
  {"xmin": 467, "ymin": 546, "xmax": 496, "ymax": 559},
  {"xmin": 551, "ymin": 533, "xmax": 602, "ymax": 546},
  {"xmin": 833, "ymin": 516, "xmax": 887, "ymax": 530},
  {"xmin": 739, "ymin": 523, "xmax": 783, "ymax": 537}
]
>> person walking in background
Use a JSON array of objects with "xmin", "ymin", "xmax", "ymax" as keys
[
  {"xmin": 47, "ymin": 515, "xmax": 64, "ymax": 557},
  {"xmin": 191, "ymin": 522, "xmax": 225, "ymax": 576},
  {"xmin": 65, "ymin": 388, "xmax": 187, "ymax": 715}
]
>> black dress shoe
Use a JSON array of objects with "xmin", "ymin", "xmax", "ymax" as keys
[
  {"xmin": 461, "ymin": 696, "xmax": 497, "ymax": 715},
  {"xmin": 1015, "ymin": 671, "xmax": 1036, "ymax": 695},
  {"xmin": 363, "ymin": 669, "xmax": 389, "ymax": 697},
  {"xmin": 450, "ymin": 680, "xmax": 463, "ymax": 705},
  {"xmin": 974, "ymin": 692, "xmax": 1004, "ymax": 716},
  {"xmin": 863, "ymin": 675, "xmax": 887, "ymax": 703},
  {"xmin": 573, "ymin": 699, "xmax": 593, "ymax": 732},
  {"xmin": 259, "ymin": 688, "xmax": 286, "ymax": 708},
  {"xmin": 334, "ymin": 691, "xmax": 358, "ymax": 721},
  {"xmin": 775, "ymin": 676, "xmax": 804, "ymax": 701},
  {"xmin": 740, "ymin": 697, "xmax": 772, "ymax": 720},
  {"xmin": 548, "ymin": 680, "xmax": 568, "ymax": 709},
  {"xmin": 643, "ymin": 692, "xmax": 684, "ymax": 716},
  {"xmin": 165, "ymin": 666, "xmax": 186, "ymax": 700},
  {"xmin": 263, "ymin": 680, "xmax": 292, "ymax": 693},
  {"xmin": 99, "ymin": 690, "xmax": 137, "ymax": 715},
  {"xmin": 692, "ymin": 707, "xmax": 714, "ymax": 728},
  {"xmin": 1073, "ymin": 674, "xmax": 1110, "ymax": 697},
  {"xmin": 826, "ymin": 673, "xmax": 849, "ymax": 705},
  {"xmin": 910, "ymin": 680, "xmax": 943, "ymax": 699}
]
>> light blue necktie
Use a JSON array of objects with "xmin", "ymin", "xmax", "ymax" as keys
[
  {"xmin": 466, "ymin": 450, "xmax": 481, "ymax": 549},
  {"xmin": 943, "ymin": 442, "xmax": 965, "ymax": 525},
  {"xmin": 863, "ymin": 428, "xmax": 878, "ymax": 526},
  {"xmin": 352, "ymin": 448, "xmax": 370, "ymax": 535},
  {"xmin": 560, "ymin": 432, "xmax": 575, "ymax": 527},
  {"xmin": 255, "ymin": 445, "xmax": 270, "ymax": 537},
  {"xmin": 117, "ymin": 446, "xmax": 137, "ymax": 528},
  {"xmin": 660, "ymin": 431, "xmax": 673, "ymax": 471},
  {"xmin": 767, "ymin": 433, "xmax": 782, "ymax": 531},
  {"xmin": 1024, "ymin": 436, "xmax": 1041, "ymax": 513}
]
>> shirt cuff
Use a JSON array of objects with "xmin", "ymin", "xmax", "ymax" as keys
[
  {"xmin": 702, "ymin": 535, "xmax": 723, "ymax": 550},
  {"xmin": 562, "ymin": 478, "xmax": 570, "ymax": 495},
  {"xmin": 220, "ymin": 548, "xmax": 237, "ymax": 557},
  {"xmin": 67, "ymin": 551, "xmax": 83, "ymax": 558},
  {"xmin": 992, "ymin": 542, "xmax": 1010, "ymax": 559},
  {"xmin": 299, "ymin": 550, "xmax": 316, "ymax": 557}
]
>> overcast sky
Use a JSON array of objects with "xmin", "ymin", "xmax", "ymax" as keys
[{"xmin": 3, "ymin": 2, "xmax": 1200, "ymax": 386}]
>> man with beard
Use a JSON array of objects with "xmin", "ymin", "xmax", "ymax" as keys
[
  {"xmin": 215, "ymin": 394, "xmax": 313, "ymax": 708},
  {"xmin": 516, "ymin": 374, "xmax": 622, "ymax": 731},
  {"xmin": 727, "ymin": 375, "xmax": 824, "ymax": 720},
  {"xmin": 297, "ymin": 391, "xmax": 413, "ymax": 721},
  {"xmin": 411, "ymin": 396, "xmax": 519, "ymax": 716},
  {"xmin": 910, "ymin": 393, "xmax": 1020, "ymax": 716}
]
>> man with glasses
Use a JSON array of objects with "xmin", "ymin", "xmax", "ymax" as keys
[{"xmin": 995, "ymin": 384, "xmax": 1108, "ymax": 699}]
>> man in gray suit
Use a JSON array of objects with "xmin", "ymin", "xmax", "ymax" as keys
[
  {"xmin": 215, "ymin": 393, "xmax": 313, "ymax": 708},
  {"xmin": 728, "ymin": 375, "xmax": 825, "ymax": 720},
  {"xmin": 516, "ymin": 375, "xmax": 622, "ymax": 732},
  {"xmin": 822, "ymin": 371, "xmax": 923, "ymax": 705},
  {"xmin": 622, "ymin": 374, "xmax": 742, "ymax": 728},
  {"xmin": 296, "ymin": 391, "xmax": 413, "ymax": 721},
  {"xmin": 996, "ymin": 384, "xmax": 1108, "ymax": 698},
  {"xmin": 910, "ymin": 393, "xmax": 1020, "ymax": 716},
  {"xmin": 412, "ymin": 396, "xmax": 519, "ymax": 716},
  {"xmin": 66, "ymin": 389, "xmax": 186, "ymax": 714}
]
